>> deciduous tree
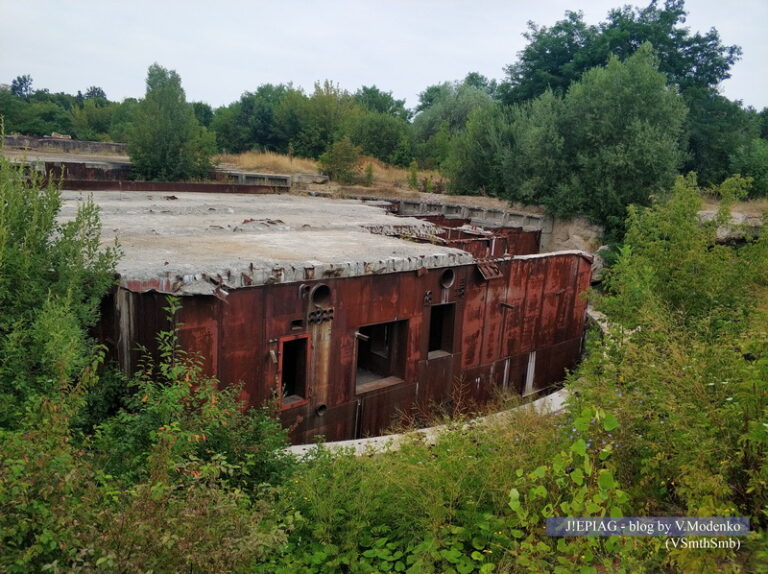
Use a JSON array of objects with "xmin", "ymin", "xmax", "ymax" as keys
[{"xmin": 127, "ymin": 64, "xmax": 215, "ymax": 181}]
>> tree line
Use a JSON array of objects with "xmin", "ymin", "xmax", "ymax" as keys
[{"xmin": 2, "ymin": 0, "xmax": 767, "ymax": 231}]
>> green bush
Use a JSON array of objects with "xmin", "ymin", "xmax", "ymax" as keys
[
  {"xmin": 318, "ymin": 136, "xmax": 362, "ymax": 184},
  {"xmin": 0, "ymin": 153, "xmax": 118, "ymax": 429},
  {"xmin": 94, "ymin": 298, "xmax": 295, "ymax": 488},
  {"xmin": 730, "ymin": 138, "xmax": 768, "ymax": 197}
]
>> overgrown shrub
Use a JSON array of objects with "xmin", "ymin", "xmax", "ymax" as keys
[
  {"xmin": 0, "ymin": 153, "xmax": 119, "ymax": 429},
  {"xmin": 94, "ymin": 298, "xmax": 295, "ymax": 489},
  {"xmin": 318, "ymin": 136, "xmax": 361, "ymax": 184}
]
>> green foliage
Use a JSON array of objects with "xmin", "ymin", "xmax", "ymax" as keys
[
  {"xmin": 70, "ymin": 99, "xmax": 118, "ymax": 141},
  {"xmin": 191, "ymin": 101, "xmax": 213, "ymax": 127},
  {"xmin": 407, "ymin": 160, "xmax": 419, "ymax": 190},
  {"xmin": 363, "ymin": 162, "xmax": 374, "ymax": 187},
  {"xmin": 83, "ymin": 85, "xmax": 107, "ymax": 101},
  {"xmin": 318, "ymin": 136, "xmax": 361, "ymax": 184},
  {"xmin": 449, "ymin": 47, "xmax": 687, "ymax": 235},
  {"xmin": 212, "ymin": 84, "xmax": 293, "ymax": 153},
  {"xmin": 551, "ymin": 46, "xmax": 687, "ymax": 232},
  {"xmin": 0, "ymin": 392, "xmax": 290, "ymax": 574},
  {"xmin": 502, "ymin": 90, "xmax": 566, "ymax": 204},
  {"xmin": 94, "ymin": 298, "xmax": 295, "ymax": 488},
  {"xmin": 602, "ymin": 173, "xmax": 761, "ymax": 332},
  {"xmin": 346, "ymin": 110, "xmax": 411, "ymax": 165},
  {"xmin": 445, "ymin": 105, "xmax": 509, "ymax": 196},
  {"xmin": 0, "ymin": 155, "xmax": 118, "ymax": 429},
  {"xmin": 500, "ymin": 0, "xmax": 741, "ymax": 104},
  {"xmin": 500, "ymin": 10, "xmax": 603, "ymax": 104},
  {"xmin": 683, "ymin": 87, "xmax": 761, "ymax": 186},
  {"xmin": 412, "ymin": 81, "xmax": 494, "ymax": 170},
  {"xmin": 730, "ymin": 137, "xmax": 768, "ymax": 197},
  {"xmin": 503, "ymin": 407, "xmax": 654, "ymax": 573},
  {"xmin": 127, "ymin": 63, "xmax": 216, "ymax": 181},
  {"xmin": 354, "ymin": 85, "xmax": 410, "ymax": 120},
  {"xmin": 10, "ymin": 74, "xmax": 33, "ymax": 99},
  {"xmin": 107, "ymin": 97, "xmax": 139, "ymax": 142},
  {"xmin": 258, "ymin": 410, "xmax": 564, "ymax": 573}
]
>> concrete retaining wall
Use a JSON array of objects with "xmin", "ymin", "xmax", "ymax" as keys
[{"xmin": 3, "ymin": 135, "xmax": 127, "ymax": 155}]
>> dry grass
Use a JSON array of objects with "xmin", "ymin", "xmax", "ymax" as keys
[
  {"xmin": 701, "ymin": 195, "xmax": 768, "ymax": 217},
  {"xmin": 215, "ymin": 150, "xmax": 443, "ymax": 190},
  {"xmin": 358, "ymin": 155, "xmax": 441, "ymax": 189},
  {"xmin": 216, "ymin": 151, "xmax": 320, "ymax": 174}
]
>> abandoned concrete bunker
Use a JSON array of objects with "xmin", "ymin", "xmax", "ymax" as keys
[{"xmin": 69, "ymin": 190, "xmax": 592, "ymax": 444}]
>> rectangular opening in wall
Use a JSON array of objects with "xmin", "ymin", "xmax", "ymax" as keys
[
  {"xmin": 428, "ymin": 303, "xmax": 455, "ymax": 358},
  {"xmin": 280, "ymin": 336, "xmax": 308, "ymax": 404},
  {"xmin": 356, "ymin": 320, "xmax": 408, "ymax": 391}
]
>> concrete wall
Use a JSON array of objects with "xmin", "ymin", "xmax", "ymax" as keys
[{"xmin": 4, "ymin": 135, "xmax": 127, "ymax": 155}]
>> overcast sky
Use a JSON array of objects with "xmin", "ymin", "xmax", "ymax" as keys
[{"xmin": 1, "ymin": 0, "xmax": 766, "ymax": 110}]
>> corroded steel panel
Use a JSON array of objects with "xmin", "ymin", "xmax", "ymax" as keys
[
  {"xmin": 357, "ymin": 382, "xmax": 418, "ymax": 438},
  {"xmin": 218, "ymin": 289, "xmax": 265, "ymax": 405},
  {"xmin": 279, "ymin": 400, "xmax": 358, "ymax": 444},
  {"xmin": 417, "ymin": 353, "xmax": 455, "ymax": 407},
  {"xmin": 480, "ymin": 260, "xmax": 510, "ymax": 365},
  {"xmin": 178, "ymin": 296, "xmax": 220, "ymax": 377},
  {"xmin": 520, "ymin": 259, "xmax": 546, "ymax": 354},
  {"xmin": 106, "ymin": 249, "xmax": 592, "ymax": 444},
  {"xmin": 533, "ymin": 337, "xmax": 583, "ymax": 393},
  {"xmin": 461, "ymin": 270, "xmax": 486, "ymax": 370}
]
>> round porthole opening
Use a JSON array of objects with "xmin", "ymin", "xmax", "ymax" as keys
[
  {"xmin": 310, "ymin": 284, "xmax": 332, "ymax": 308},
  {"xmin": 440, "ymin": 268, "xmax": 456, "ymax": 289}
]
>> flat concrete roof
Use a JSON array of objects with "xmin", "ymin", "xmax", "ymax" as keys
[{"xmin": 60, "ymin": 190, "xmax": 475, "ymax": 294}]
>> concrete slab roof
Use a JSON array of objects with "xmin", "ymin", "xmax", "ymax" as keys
[{"xmin": 60, "ymin": 190, "xmax": 475, "ymax": 294}]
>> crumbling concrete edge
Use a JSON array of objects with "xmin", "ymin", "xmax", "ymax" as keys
[{"xmin": 284, "ymin": 388, "xmax": 570, "ymax": 457}]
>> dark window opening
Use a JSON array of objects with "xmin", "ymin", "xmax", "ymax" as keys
[
  {"xmin": 356, "ymin": 320, "xmax": 407, "ymax": 389},
  {"xmin": 428, "ymin": 303, "xmax": 455, "ymax": 357},
  {"xmin": 281, "ymin": 337, "xmax": 308, "ymax": 402}
]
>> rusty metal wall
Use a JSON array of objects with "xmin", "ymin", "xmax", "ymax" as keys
[{"xmin": 107, "ymin": 251, "xmax": 592, "ymax": 444}]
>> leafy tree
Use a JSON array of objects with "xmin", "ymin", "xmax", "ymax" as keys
[
  {"xmin": 212, "ymin": 84, "xmax": 291, "ymax": 153},
  {"xmin": 346, "ymin": 110, "xmax": 410, "ymax": 165},
  {"xmin": 601, "ymin": 0, "xmax": 741, "ymax": 91},
  {"xmin": 302, "ymin": 80, "xmax": 357, "ymax": 156},
  {"xmin": 760, "ymin": 108, "xmax": 768, "ymax": 139},
  {"xmin": 192, "ymin": 101, "xmax": 213, "ymax": 127},
  {"xmin": 10, "ymin": 74, "xmax": 33, "ymax": 99},
  {"xmin": 84, "ymin": 85, "xmax": 107, "ymax": 101},
  {"xmin": 461, "ymin": 72, "xmax": 499, "ymax": 98},
  {"xmin": 0, "ymin": 153, "xmax": 119, "ymax": 429},
  {"xmin": 500, "ymin": 0, "xmax": 741, "ymax": 104},
  {"xmin": 730, "ymin": 138, "xmax": 768, "ymax": 197},
  {"xmin": 415, "ymin": 83, "xmax": 448, "ymax": 113},
  {"xmin": 683, "ymin": 87, "xmax": 760, "ymax": 186},
  {"xmin": 499, "ymin": 11, "xmax": 602, "ymax": 104},
  {"xmin": 127, "ymin": 63, "xmax": 216, "ymax": 181},
  {"xmin": 412, "ymin": 80, "xmax": 494, "ymax": 169},
  {"xmin": 445, "ymin": 103, "xmax": 510, "ymax": 196},
  {"xmin": 71, "ymin": 99, "xmax": 118, "ymax": 140},
  {"xmin": 109, "ymin": 97, "xmax": 139, "ymax": 142},
  {"xmin": 552, "ymin": 46, "xmax": 687, "ymax": 231},
  {"xmin": 353, "ymin": 85, "xmax": 410, "ymax": 120},
  {"xmin": 318, "ymin": 136, "xmax": 361, "ymax": 184},
  {"xmin": 13, "ymin": 100, "xmax": 73, "ymax": 136},
  {"xmin": 448, "ymin": 46, "xmax": 686, "ymax": 235},
  {"xmin": 502, "ymin": 89, "xmax": 567, "ymax": 204}
]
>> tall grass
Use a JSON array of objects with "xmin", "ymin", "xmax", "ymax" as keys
[
  {"xmin": 216, "ymin": 150, "xmax": 442, "ymax": 190},
  {"xmin": 216, "ymin": 151, "xmax": 319, "ymax": 174}
]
